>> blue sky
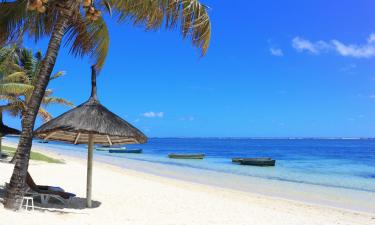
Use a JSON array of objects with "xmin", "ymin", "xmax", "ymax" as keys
[{"xmin": 4, "ymin": 0, "xmax": 375, "ymax": 137}]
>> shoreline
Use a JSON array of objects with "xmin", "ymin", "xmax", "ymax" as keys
[
  {"xmin": 1, "ymin": 141, "xmax": 374, "ymax": 225},
  {"xmin": 15, "ymin": 141, "xmax": 375, "ymax": 214},
  {"xmin": 4, "ymin": 140, "xmax": 375, "ymax": 214}
]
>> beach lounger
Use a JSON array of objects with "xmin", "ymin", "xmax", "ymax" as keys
[
  {"xmin": 25, "ymin": 172, "xmax": 76, "ymax": 205},
  {"xmin": 0, "ymin": 152, "xmax": 9, "ymax": 159}
]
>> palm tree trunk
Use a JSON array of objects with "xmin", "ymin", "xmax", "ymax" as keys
[
  {"xmin": 9, "ymin": 146, "xmax": 16, "ymax": 162},
  {"xmin": 0, "ymin": 111, "xmax": 3, "ymax": 158},
  {"xmin": 3, "ymin": 0, "xmax": 79, "ymax": 210}
]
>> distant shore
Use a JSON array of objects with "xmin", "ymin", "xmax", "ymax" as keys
[{"xmin": 1, "ymin": 141, "xmax": 374, "ymax": 225}]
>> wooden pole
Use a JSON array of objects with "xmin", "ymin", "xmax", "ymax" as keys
[
  {"xmin": 86, "ymin": 133, "xmax": 94, "ymax": 207},
  {"xmin": 0, "ymin": 135, "xmax": 2, "ymax": 158}
]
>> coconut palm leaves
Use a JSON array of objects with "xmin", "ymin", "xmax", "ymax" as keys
[
  {"xmin": 0, "ymin": 0, "xmax": 211, "ymax": 68},
  {"xmin": 65, "ymin": 15, "xmax": 110, "ymax": 69},
  {"xmin": 0, "ymin": 46, "xmax": 74, "ymax": 121},
  {"xmin": 109, "ymin": 0, "xmax": 211, "ymax": 54},
  {"xmin": 2, "ymin": 0, "xmax": 212, "ymax": 209}
]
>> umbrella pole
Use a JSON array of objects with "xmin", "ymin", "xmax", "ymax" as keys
[
  {"xmin": 86, "ymin": 133, "xmax": 94, "ymax": 208},
  {"xmin": 0, "ymin": 135, "xmax": 2, "ymax": 157}
]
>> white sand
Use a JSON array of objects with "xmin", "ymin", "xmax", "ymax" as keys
[{"xmin": 0, "ymin": 146, "xmax": 374, "ymax": 225}]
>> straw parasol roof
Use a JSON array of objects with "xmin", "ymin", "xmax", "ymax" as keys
[
  {"xmin": 33, "ymin": 99, "xmax": 146, "ymax": 145},
  {"xmin": 0, "ymin": 123, "xmax": 21, "ymax": 136},
  {"xmin": 34, "ymin": 65, "xmax": 147, "ymax": 207},
  {"xmin": 34, "ymin": 66, "xmax": 147, "ymax": 145},
  {"xmin": 0, "ymin": 115, "xmax": 20, "ymax": 136},
  {"xmin": 0, "ymin": 114, "xmax": 20, "ymax": 158}
]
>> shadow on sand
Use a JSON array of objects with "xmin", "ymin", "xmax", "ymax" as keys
[{"xmin": 0, "ymin": 185, "xmax": 101, "ymax": 213}]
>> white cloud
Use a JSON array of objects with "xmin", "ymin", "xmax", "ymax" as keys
[
  {"xmin": 142, "ymin": 111, "xmax": 164, "ymax": 118},
  {"xmin": 292, "ymin": 33, "xmax": 375, "ymax": 58},
  {"xmin": 292, "ymin": 37, "xmax": 329, "ymax": 54},
  {"xmin": 368, "ymin": 33, "xmax": 375, "ymax": 43},
  {"xmin": 269, "ymin": 47, "xmax": 284, "ymax": 56},
  {"xmin": 331, "ymin": 39, "xmax": 375, "ymax": 58}
]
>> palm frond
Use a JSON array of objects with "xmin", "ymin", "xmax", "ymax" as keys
[
  {"xmin": 103, "ymin": 0, "xmax": 113, "ymax": 16},
  {"xmin": 0, "ymin": 100, "xmax": 25, "ymax": 118},
  {"xmin": 0, "ymin": 0, "xmax": 27, "ymax": 45},
  {"xmin": 0, "ymin": 94, "xmax": 18, "ymax": 102},
  {"xmin": 49, "ymin": 71, "xmax": 65, "ymax": 80},
  {"xmin": 0, "ymin": 45, "xmax": 73, "ymax": 121},
  {"xmin": 65, "ymin": 15, "xmax": 109, "ymax": 68},
  {"xmin": 0, "ymin": 0, "xmax": 59, "ymax": 46},
  {"xmin": 0, "ymin": 45, "xmax": 20, "ymax": 75},
  {"xmin": 37, "ymin": 106, "xmax": 52, "ymax": 122},
  {"xmin": 44, "ymin": 89, "xmax": 53, "ymax": 97},
  {"xmin": 0, "ymin": 45, "xmax": 17, "ymax": 64},
  {"xmin": 2, "ymin": 71, "xmax": 30, "ymax": 83},
  {"xmin": 42, "ymin": 96, "xmax": 74, "ymax": 107},
  {"xmin": 108, "ymin": 0, "xmax": 211, "ymax": 55},
  {"xmin": 0, "ymin": 83, "xmax": 34, "ymax": 95},
  {"xmin": 18, "ymin": 48, "xmax": 36, "ymax": 78}
]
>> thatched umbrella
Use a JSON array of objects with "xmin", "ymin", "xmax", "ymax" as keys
[
  {"xmin": 34, "ymin": 65, "xmax": 147, "ymax": 207},
  {"xmin": 0, "ymin": 121, "xmax": 21, "ymax": 136},
  {"xmin": 0, "ymin": 113, "xmax": 21, "ymax": 157}
]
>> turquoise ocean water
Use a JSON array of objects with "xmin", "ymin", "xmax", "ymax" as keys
[{"xmin": 5, "ymin": 137, "xmax": 375, "ymax": 211}]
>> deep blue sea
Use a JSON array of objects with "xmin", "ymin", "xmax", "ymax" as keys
[{"xmin": 5, "ymin": 137, "xmax": 375, "ymax": 193}]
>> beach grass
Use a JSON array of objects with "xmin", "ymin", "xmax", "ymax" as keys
[{"xmin": 1, "ymin": 145, "xmax": 64, "ymax": 164}]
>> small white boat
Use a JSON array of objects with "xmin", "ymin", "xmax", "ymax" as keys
[{"xmin": 95, "ymin": 146, "xmax": 126, "ymax": 151}]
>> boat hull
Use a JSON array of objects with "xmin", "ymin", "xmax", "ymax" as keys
[
  {"xmin": 231, "ymin": 158, "xmax": 243, "ymax": 163},
  {"xmin": 232, "ymin": 157, "xmax": 276, "ymax": 166},
  {"xmin": 0, "ymin": 153, "xmax": 9, "ymax": 159},
  {"xmin": 108, "ymin": 149, "xmax": 142, "ymax": 154},
  {"xmin": 168, "ymin": 154, "xmax": 205, "ymax": 159},
  {"xmin": 95, "ymin": 147, "xmax": 126, "ymax": 151}
]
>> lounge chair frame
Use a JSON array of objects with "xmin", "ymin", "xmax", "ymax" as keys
[{"xmin": 24, "ymin": 186, "xmax": 73, "ymax": 205}]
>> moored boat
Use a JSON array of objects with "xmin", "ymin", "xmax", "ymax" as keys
[
  {"xmin": 168, "ymin": 153, "xmax": 205, "ymax": 159},
  {"xmin": 232, "ymin": 158, "xmax": 243, "ymax": 163},
  {"xmin": 0, "ymin": 153, "xmax": 9, "ymax": 159},
  {"xmin": 232, "ymin": 157, "xmax": 276, "ymax": 166},
  {"xmin": 95, "ymin": 147, "xmax": 126, "ymax": 151},
  {"xmin": 108, "ymin": 149, "xmax": 142, "ymax": 153}
]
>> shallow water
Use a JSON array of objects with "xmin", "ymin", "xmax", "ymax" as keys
[
  {"xmin": 7, "ymin": 137, "xmax": 375, "ymax": 192},
  {"xmin": 4, "ymin": 137, "xmax": 375, "ymax": 212}
]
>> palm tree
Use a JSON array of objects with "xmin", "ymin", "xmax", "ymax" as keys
[
  {"xmin": 0, "ymin": 0, "xmax": 211, "ymax": 209},
  {"xmin": 0, "ymin": 45, "xmax": 74, "ymax": 161},
  {"xmin": 0, "ymin": 46, "xmax": 73, "ymax": 121}
]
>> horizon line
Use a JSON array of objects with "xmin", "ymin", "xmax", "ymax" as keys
[{"xmin": 147, "ymin": 137, "xmax": 375, "ymax": 139}]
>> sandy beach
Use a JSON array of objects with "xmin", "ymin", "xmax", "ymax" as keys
[
  {"xmin": 0, "ymin": 144, "xmax": 374, "ymax": 225},
  {"xmin": 1, "ymin": 1, "xmax": 375, "ymax": 224}
]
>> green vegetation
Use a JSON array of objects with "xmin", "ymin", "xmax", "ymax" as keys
[
  {"xmin": 0, "ymin": 46, "xmax": 74, "ymax": 122},
  {"xmin": 0, "ymin": 0, "xmax": 211, "ymax": 209},
  {"xmin": 1, "ymin": 145, "xmax": 63, "ymax": 164}
]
